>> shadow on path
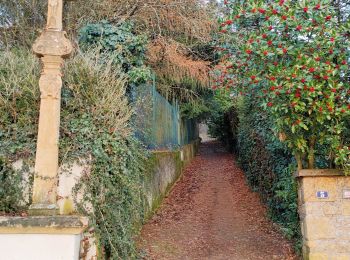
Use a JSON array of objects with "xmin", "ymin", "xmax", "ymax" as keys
[{"xmin": 138, "ymin": 141, "xmax": 297, "ymax": 260}]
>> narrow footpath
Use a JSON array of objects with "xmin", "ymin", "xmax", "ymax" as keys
[{"xmin": 138, "ymin": 141, "xmax": 297, "ymax": 260}]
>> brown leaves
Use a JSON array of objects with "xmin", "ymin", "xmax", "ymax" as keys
[{"xmin": 147, "ymin": 37, "xmax": 211, "ymax": 89}]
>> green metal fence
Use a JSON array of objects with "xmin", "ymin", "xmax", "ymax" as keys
[{"xmin": 133, "ymin": 79, "xmax": 199, "ymax": 150}]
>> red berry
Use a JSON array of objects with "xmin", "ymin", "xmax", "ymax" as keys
[
  {"xmin": 303, "ymin": 7, "xmax": 308, "ymax": 12},
  {"xmin": 267, "ymin": 102, "xmax": 273, "ymax": 107}
]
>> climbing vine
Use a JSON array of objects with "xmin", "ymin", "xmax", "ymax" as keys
[{"xmin": 0, "ymin": 48, "xmax": 150, "ymax": 259}]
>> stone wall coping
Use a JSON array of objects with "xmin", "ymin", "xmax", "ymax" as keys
[
  {"xmin": 296, "ymin": 169, "xmax": 345, "ymax": 178},
  {"xmin": 0, "ymin": 215, "xmax": 88, "ymax": 234}
]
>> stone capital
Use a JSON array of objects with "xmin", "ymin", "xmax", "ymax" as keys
[{"xmin": 33, "ymin": 30, "xmax": 73, "ymax": 58}]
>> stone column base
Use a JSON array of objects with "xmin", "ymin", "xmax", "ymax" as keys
[
  {"xmin": 0, "ymin": 215, "xmax": 88, "ymax": 260},
  {"xmin": 297, "ymin": 170, "xmax": 350, "ymax": 260}
]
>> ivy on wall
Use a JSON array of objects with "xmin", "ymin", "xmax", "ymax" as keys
[{"xmin": 0, "ymin": 48, "xmax": 149, "ymax": 258}]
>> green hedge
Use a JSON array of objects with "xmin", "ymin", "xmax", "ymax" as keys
[{"xmin": 236, "ymin": 96, "xmax": 301, "ymax": 250}]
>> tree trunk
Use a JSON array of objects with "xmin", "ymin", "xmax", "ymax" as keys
[
  {"xmin": 308, "ymin": 136, "xmax": 316, "ymax": 169},
  {"xmin": 296, "ymin": 153, "xmax": 303, "ymax": 171}
]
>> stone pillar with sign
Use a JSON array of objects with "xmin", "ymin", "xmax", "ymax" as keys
[
  {"xmin": 297, "ymin": 170, "xmax": 350, "ymax": 260},
  {"xmin": 0, "ymin": 1, "xmax": 89, "ymax": 259}
]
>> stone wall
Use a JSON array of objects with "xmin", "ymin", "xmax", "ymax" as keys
[
  {"xmin": 2, "ymin": 140, "xmax": 200, "ymax": 260},
  {"xmin": 144, "ymin": 139, "xmax": 200, "ymax": 216},
  {"xmin": 54, "ymin": 139, "xmax": 201, "ymax": 217},
  {"xmin": 298, "ymin": 170, "xmax": 350, "ymax": 260}
]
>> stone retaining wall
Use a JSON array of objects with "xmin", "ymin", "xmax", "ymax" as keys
[
  {"xmin": 1, "ymin": 140, "xmax": 201, "ymax": 260},
  {"xmin": 145, "ymin": 139, "xmax": 200, "ymax": 216}
]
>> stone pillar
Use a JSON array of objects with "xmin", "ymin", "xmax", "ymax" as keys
[
  {"xmin": 29, "ymin": 0, "xmax": 73, "ymax": 216},
  {"xmin": 0, "ymin": 1, "xmax": 89, "ymax": 259},
  {"xmin": 297, "ymin": 170, "xmax": 350, "ymax": 260}
]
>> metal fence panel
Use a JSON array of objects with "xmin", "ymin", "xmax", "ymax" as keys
[{"xmin": 133, "ymin": 78, "xmax": 198, "ymax": 150}]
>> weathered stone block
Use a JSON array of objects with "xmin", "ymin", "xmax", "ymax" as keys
[
  {"xmin": 330, "ymin": 254, "xmax": 350, "ymax": 260},
  {"xmin": 308, "ymin": 253, "xmax": 328, "ymax": 260},
  {"xmin": 342, "ymin": 202, "xmax": 350, "ymax": 216},
  {"xmin": 302, "ymin": 177, "xmax": 337, "ymax": 202},
  {"xmin": 323, "ymin": 203, "xmax": 341, "ymax": 216},
  {"xmin": 303, "ymin": 216, "xmax": 335, "ymax": 240},
  {"xmin": 299, "ymin": 202, "xmax": 326, "ymax": 217}
]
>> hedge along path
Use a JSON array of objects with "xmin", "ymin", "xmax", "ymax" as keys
[{"xmin": 138, "ymin": 141, "xmax": 297, "ymax": 260}]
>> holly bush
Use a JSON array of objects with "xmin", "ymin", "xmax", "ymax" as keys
[{"xmin": 216, "ymin": 0, "xmax": 350, "ymax": 170}]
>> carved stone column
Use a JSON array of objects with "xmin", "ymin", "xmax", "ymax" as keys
[
  {"xmin": 0, "ymin": 3, "xmax": 89, "ymax": 259},
  {"xmin": 29, "ymin": 0, "xmax": 73, "ymax": 215}
]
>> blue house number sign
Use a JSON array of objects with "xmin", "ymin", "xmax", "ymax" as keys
[{"xmin": 317, "ymin": 191, "xmax": 329, "ymax": 199}]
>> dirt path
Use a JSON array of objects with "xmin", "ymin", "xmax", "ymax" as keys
[{"xmin": 138, "ymin": 141, "xmax": 297, "ymax": 260}]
